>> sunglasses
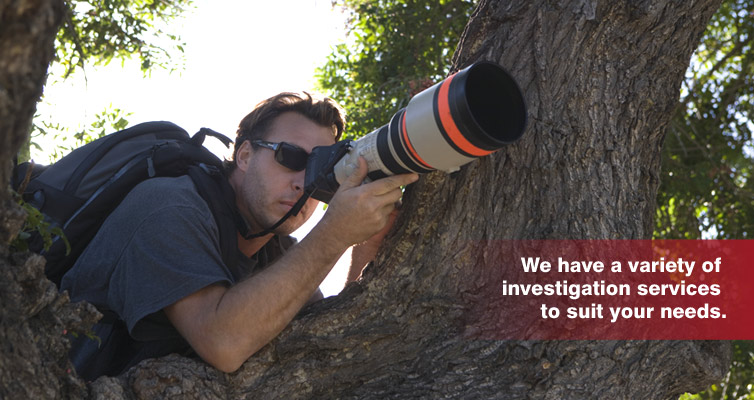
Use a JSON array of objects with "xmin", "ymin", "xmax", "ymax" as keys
[{"xmin": 250, "ymin": 140, "xmax": 309, "ymax": 171}]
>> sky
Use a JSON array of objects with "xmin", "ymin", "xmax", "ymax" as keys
[{"xmin": 35, "ymin": 0, "xmax": 353, "ymax": 296}]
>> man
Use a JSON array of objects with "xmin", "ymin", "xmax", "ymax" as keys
[{"xmin": 61, "ymin": 92, "xmax": 418, "ymax": 379}]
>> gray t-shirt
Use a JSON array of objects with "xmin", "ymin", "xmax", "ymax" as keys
[{"xmin": 61, "ymin": 175, "xmax": 294, "ymax": 378}]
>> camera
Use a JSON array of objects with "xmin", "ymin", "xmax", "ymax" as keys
[{"xmin": 304, "ymin": 61, "xmax": 528, "ymax": 203}]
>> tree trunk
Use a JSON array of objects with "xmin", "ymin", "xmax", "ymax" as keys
[
  {"xmin": 0, "ymin": 0, "xmax": 61, "ymax": 248},
  {"xmin": 0, "ymin": 1, "xmax": 102, "ymax": 399},
  {"xmin": 0, "ymin": 0, "xmax": 732, "ymax": 399}
]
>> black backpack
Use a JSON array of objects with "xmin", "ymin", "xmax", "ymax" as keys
[{"xmin": 11, "ymin": 121, "xmax": 247, "ymax": 286}]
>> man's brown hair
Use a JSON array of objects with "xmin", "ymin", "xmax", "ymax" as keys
[{"xmin": 225, "ymin": 91, "xmax": 346, "ymax": 173}]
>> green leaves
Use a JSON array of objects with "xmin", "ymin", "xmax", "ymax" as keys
[
  {"xmin": 56, "ymin": 0, "xmax": 193, "ymax": 78},
  {"xmin": 10, "ymin": 190, "xmax": 71, "ymax": 256},
  {"xmin": 655, "ymin": 0, "xmax": 754, "ymax": 240},
  {"xmin": 316, "ymin": 0, "xmax": 476, "ymax": 139},
  {"xmin": 31, "ymin": 105, "xmax": 131, "ymax": 163},
  {"xmin": 658, "ymin": 1, "xmax": 754, "ymax": 396}
]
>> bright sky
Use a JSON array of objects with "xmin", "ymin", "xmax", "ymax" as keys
[{"xmin": 35, "ymin": 0, "xmax": 352, "ymax": 297}]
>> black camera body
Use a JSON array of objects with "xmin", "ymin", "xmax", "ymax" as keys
[{"xmin": 304, "ymin": 140, "xmax": 352, "ymax": 203}]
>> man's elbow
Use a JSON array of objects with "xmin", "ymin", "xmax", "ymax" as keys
[
  {"xmin": 211, "ymin": 357, "xmax": 244, "ymax": 374},
  {"xmin": 196, "ymin": 338, "xmax": 265, "ymax": 374},
  {"xmin": 201, "ymin": 348, "xmax": 245, "ymax": 373}
]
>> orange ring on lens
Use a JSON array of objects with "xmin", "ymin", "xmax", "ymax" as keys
[{"xmin": 437, "ymin": 73, "xmax": 494, "ymax": 157}]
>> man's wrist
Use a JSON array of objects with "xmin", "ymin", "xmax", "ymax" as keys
[{"xmin": 306, "ymin": 217, "xmax": 353, "ymax": 255}]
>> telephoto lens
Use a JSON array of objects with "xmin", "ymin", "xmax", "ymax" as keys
[
  {"xmin": 334, "ymin": 61, "xmax": 527, "ymax": 184},
  {"xmin": 304, "ymin": 61, "xmax": 528, "ymax": 203}
]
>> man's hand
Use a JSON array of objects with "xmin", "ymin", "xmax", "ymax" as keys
[{"xmin": 315, "ymin": 157, "xmax": 417, "ymax": 249}]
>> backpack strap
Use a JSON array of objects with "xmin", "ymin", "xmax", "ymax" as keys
[
  {"xmin": 186, "ymin": 164, "xmax": 245, "ymax": 281},
  {"xmin": 191, "ymin": 127, "xmax": 233, "ymax": 148}
]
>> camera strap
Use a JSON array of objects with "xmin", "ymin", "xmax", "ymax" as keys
[{"xmin": 241, "ymin": 192, "xmax": 311, "ymax": 239}]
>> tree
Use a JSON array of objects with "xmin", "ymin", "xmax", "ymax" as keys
[
  {"xmin": 0, "ymin": 0, "xmax": 734, "ymax": 399},
  {"xmin": 320, "ymin": 0, "xmax": 754, "ymax": 242},
  {"xmin": 681, "ymin": 342, "xmax": 754, "ymax": 400},
  {"xmin": 0, "ymin": 0, "xmax": 89, "ymax": 397}
]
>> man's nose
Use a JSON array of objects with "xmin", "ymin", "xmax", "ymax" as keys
[{"xmin": 292, "ymin": 170, "xmax": 305, "ymax": 192}]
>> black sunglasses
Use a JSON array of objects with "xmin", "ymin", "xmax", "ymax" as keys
[{"xmin": 250, "ymin": 140, "xmax": 309, "ymax": 171}]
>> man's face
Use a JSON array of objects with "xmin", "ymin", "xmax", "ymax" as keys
[{"xmin": 235, "ymin": 111, "xmax": 336, "ymax": 235}]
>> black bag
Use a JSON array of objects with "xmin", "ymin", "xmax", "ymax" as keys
[{"xmin": 11, "ymin": 121, "xmax": 247, "ymax": 286}]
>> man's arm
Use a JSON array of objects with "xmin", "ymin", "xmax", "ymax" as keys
[
  {"xmin": 346, "ymin": 208, "xmax": 399, "ymax": 284},
  {"xmin": 165, "ymin": 158, "xmax": 418, "ymax": 373}
]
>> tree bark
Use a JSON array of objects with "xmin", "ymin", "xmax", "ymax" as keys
[{"xmin": 0, "ymin": 0, "xmax": 732, "ymax": 399}]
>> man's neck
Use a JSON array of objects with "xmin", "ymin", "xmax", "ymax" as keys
[
  {"xmin": 237, "ymin": 231, "xmax": 273, "ymax": 258},
  {"xmin": 228, "ymin": 168, "xmax": 272, "ymax": 257}
]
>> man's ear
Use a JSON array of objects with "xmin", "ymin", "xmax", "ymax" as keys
[{"xmin": 236, "ymin": 140, "xmax": 253, "ymax": 173}]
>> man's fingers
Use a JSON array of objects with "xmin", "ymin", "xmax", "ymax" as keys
[
  {"xmin": 339, "ymin": 157, "xmax": 369, "ymax": 190},
  {"xmin": 376, "ymin": 186, "xmax": 405, "ymax": 206},
  {"xmin": 337, "ymin": 157, "xmax": 418, "ymax": 195},
  {"xmin": 368, "ymin": 173, "xmax": 419, "ymax": 195}
]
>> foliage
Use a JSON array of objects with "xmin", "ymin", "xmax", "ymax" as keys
[
  {"xmin": 316, "ymin": 0, "xmax": 476, "ymax": 139},
  {"xmin": 30, "ymin": 105, "xmax": 131, "ymax": 163},
  {"xmin": 20, "ymin": 0, "xmax": 193, "ymax": 165},
  {"xmin": 640, "ymin": 1, "xmax": 753, "ymax": 398},
  {"xmin": 10, "ymin": 191, "xmax": 70, "ymax": 256},
  {"xmin": 655, "ymin": 0, "xmax": 754, "ymax": 240},
  {"xmin": 660, "ymin": 4, "xmax": 754, "ymax": 393},
  {"xmin": 56, "ymin": 0, "xmax": 193, "ymax": 77}
]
